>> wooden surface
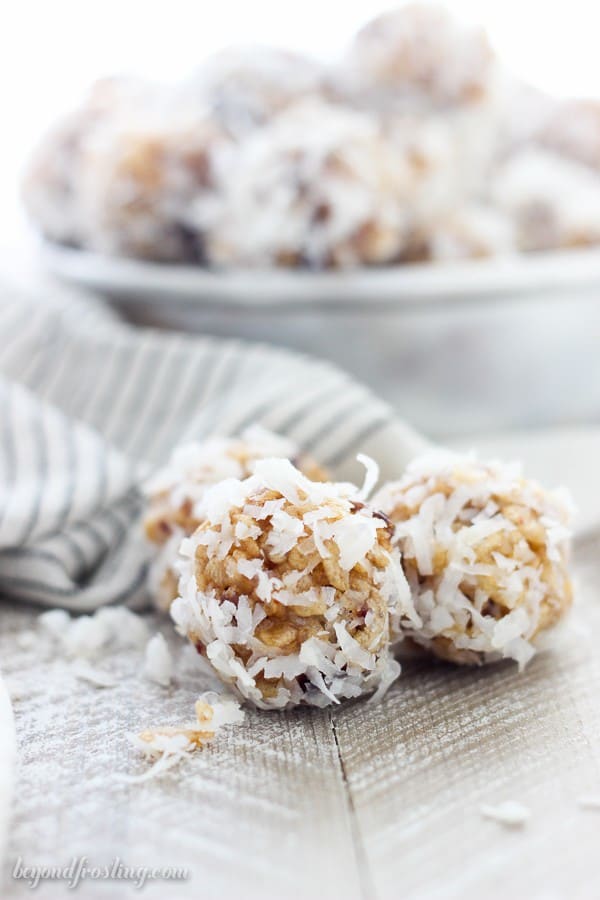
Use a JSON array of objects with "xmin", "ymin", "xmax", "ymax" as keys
[
  {"xmin": 0, "ymin": 679, "xmax": 15, "ymax": 870},
  {"xmin": 2, "ymin": 533, "xmax": 600, "ymax": 899}
]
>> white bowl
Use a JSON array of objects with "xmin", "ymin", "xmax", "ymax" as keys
[
  {"xmin": 41, "ymin": 242, "xmax": 600, "ymax": 438},
  {"xmin": 42, "ymin": 242, "xmax": 600, "ymax": 308}
]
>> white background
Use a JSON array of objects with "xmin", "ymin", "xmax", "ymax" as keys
[{"xmin": 2, "ymin": 0, "xmax": 599, "ymax": 239}]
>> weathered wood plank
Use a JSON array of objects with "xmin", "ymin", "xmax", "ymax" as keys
[
  {"xmin": 4, "ymin": 536, "xmax": 599, "ymax": 899},
  {"xmin": 332, "ymin": 539, "xmax": 600, "ymax": 900},
  {"xmin": 0, "ymin": 676, "xmax": 15, "ymax": 869},
  {"xmin": 0, "ymin": 605, "xmax": 363, "ymax": 900}
]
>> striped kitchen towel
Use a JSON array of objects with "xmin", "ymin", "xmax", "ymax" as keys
[{"xmin": 0, "ymin": 277, "xmax": 426, "ymax": 610}]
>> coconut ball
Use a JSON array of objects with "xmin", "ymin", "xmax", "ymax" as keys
[
  {"xmin": 21, "ymin": 76, "xmax": 148, "ymax": 246},
  {"xmin": 425, "ymin": 203, "xmax": 515, "ymax": 261},
  {"xmin": 539, "ymin": 99, "xmax": 600, "ymax": 173},
  {"xmin": 171, "ymin": 457, "xmax": 415, "ymax": 709},
  {"xmin": 373, "ymin": 452, "xmax": 573, "ymax": 668},
  {"xmin": 332, "ymin": 5, "xmax": 501, "ymax": 197},
  {"xmin": 494, "ymin": 80, "xmax": 557, "ymax": 159},
  {"xmin": 340, "ymin": 3, "xmax": 496, "ymax": 113},
  {"xmin": 77, "ymin": 102, "xmax": 229, "ymax": 262},
  {"xmin": 203, "ymin": 98, "xmax": 451, "ymax": 268},
  {"xmin": 22, "ymin": 110, "xmax": 93, "ymax": 246},
  {"xmin": 143, "ymin": 426, "xmax": 327, "ymax": 611},
  {"xmin": 492, "ymin": 147, "xmax": 600, "ymax": 252},
  {"xmin": 195, "ymin": 46, "xmax": 324, "ymax": 137}
]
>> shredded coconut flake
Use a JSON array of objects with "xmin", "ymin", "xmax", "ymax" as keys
[
  {"xmin": 71, "ymin": 660, "xmax": 117, "ymax": 688},
  {"xmin": 124, "ymin": 692, "xmax": 244, "ymax": 782},
  {"xmin": 144, "ymin": 633, "xmax": 173, "ymax": 687},
  {"xmin": 37, "ymin": 605, "xmax": 150, "ymax": 659},
  {"xmin": 480, "ymin": 801, "xmax": 531, "ymax": 827},
  {"xmin": 356, "ymin": 453, "xmax": 380, "ymax": 501}
]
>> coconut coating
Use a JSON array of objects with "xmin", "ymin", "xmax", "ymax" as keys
[
  {"xmin": 374, "ymin": 452, "xmax": 573, "ymax": 668},
  {"xmin": 171, "ymin": 458, "xmax": 414, "ymax": 708},
  {"xmin": 143, "ymin": 427, "xmax": 328, "ymax": 611}
]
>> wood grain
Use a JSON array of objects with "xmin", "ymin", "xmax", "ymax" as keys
[
  {"xmin": 0, "ymin": 677, "xmax": 15, "ymax": 871},
  {"xmin": 1, "ymin": 536, "xmax": 600, "ymax": 899},
  {"xmin": 0, "ymin": 606, "xmax": 361, "ymax": 900},
  {"xmin": 333, "ymin": 536, "xmax": 600, "ymax": 900}
]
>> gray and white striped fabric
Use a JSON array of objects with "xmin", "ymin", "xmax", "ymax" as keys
[{"xmin": 0, "ymin": 279, "xmax": 427, "ymax": 611}]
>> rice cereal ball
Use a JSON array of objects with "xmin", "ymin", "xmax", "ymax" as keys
[
  {"xmin": 538, "ymin": 99, "xmax": 600, "ymax": 172},
  {"xmin": 203, "ymin": 98, "xmax": 441, "ymax": 268},
  {"xmin": 195, "ymin": 46, "xmax": 324, "ymax": 137},
  {"xmin": 425, "ymin": 204, "xmax": 515, "ymax": 261},
  {"xmin": 492, "ymin": 148, "xmax": 600, "ymax": 252},
  {"xmin": 340, "ymin": 3, "xmax": 496, "ymax": 113},
  {"xmin": 22, "ymin": 111, "xmax": 94, "ymax": 246},
  {"xmin": 494, "ymin": 80, "xmax": 557, "ymax": 160},
  {"xmin": 21, "ymin": 76, "xmax": 148, "ymax": 246},
  {"xmin": 373, "ymin": 452, "xmax": 573, "ymax": 668},
  {"xmin": 77, "ymin": 105, "xmax": 230, "ymax": 262},
  {"xmin": 171, "ymin": 458, "xmax": 416, "ymax": 708},
  {"xmin": 143, "ymin": 427, "xmax": 327, "ymax": 611},
  {"xmin": 334, "ymin": 5, "xmax": 501, "ymax": 196}
]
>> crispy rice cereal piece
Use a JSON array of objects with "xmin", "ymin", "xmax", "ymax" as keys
[
  {"xmin": 374, "ymin": 452, "xmax": 573, "ymax": 668},
  {"xmin": 143, "ymin": 426, "xmax": 328, "ymax": 611},
  {"xmin": 136, "ymin": 696, "xmax": 237, "ymax": 751},
  {"xmin": 171, "ymin": 458, "xmax": 415, "ymax": 708}
]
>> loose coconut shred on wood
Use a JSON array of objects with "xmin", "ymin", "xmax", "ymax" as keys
[
  {"xmin": 126, "ymin": 692, "xmax": 245, "ymax": 782},
  {"xmin": 480, "ymin": 801, "xmax": 531, "ymax": 828}
]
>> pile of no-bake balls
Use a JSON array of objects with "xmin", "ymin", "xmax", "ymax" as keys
[
  {"xmin": 143, "ymin": 427, "xmax": 573, "ymax": 710},
  {"xmin": 23, "ymin": 4, "xmax": 600, "ymax": 269}
]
